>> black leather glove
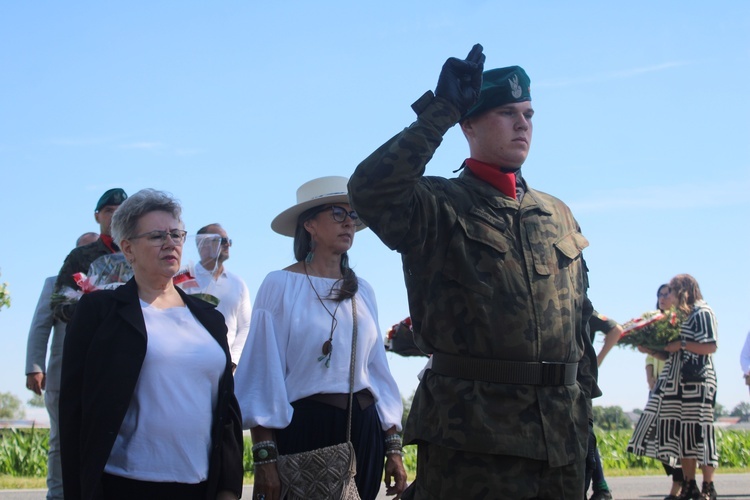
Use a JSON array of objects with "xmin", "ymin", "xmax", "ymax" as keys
[{"xmin": 435, "ymin": 44, "xmax": 485, "ymax": 116}]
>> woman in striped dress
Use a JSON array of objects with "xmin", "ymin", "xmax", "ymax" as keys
[{"xmin": 627, "ymin": 274, "xmax": 718, "ymax": 500}]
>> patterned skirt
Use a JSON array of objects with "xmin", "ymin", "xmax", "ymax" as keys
[{"xmin": 627, "ymin": 354, "xmax": 718, "ymax": 467}]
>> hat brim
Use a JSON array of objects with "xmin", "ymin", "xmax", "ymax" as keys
[{"xmin": 271, "ymin": 194, "xmax": 367, "ymax": 237}]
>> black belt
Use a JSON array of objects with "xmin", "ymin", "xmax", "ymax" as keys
[
  {"xmin": 431, "ymin": 353, "xmax": 578, "ymax": 386},
  {"xmin": 297, "ymin": 389, "xmax": 375, "ymax": 411}
]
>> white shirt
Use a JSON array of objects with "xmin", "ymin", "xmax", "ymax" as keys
[
  {"xmin": 234, "ymin": 270, "xmax": 402, "ymax": 432},
  {"xmin": 194, "ymin": 262, "xmax": 252, "ymax": 365},
  {"xmin": 741, "ymin": 330, "xmax": 750, "ymax": 376},
  {"xmin": 104, "ymin": 302, "xmax": 225, "ymax": 483}
]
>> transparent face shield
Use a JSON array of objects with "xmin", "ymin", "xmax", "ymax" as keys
[{"xmin": 172, "ymin": 234, "xmax": 222, "ymax": 306}]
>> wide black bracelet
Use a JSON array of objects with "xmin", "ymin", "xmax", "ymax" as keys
[{"xmin": 251, "ymin": 441, "xmax": 278, "ymax": 463}]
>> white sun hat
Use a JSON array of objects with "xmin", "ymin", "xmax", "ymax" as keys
[{"xmin": 271, "ymin": 176, "xmax": 366, "ymax": 237}]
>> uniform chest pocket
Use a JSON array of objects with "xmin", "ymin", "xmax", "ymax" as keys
[
  {"xmin": 441, "ymin": 217, "xmax": 510, "ymax": 297},
  {"xmin": 554, "ymin": 231, "xmax": 588, "ymax": 265},
  {"xmin": 527, "ymin": 223, "xmax": 588, "ymax": 277}
]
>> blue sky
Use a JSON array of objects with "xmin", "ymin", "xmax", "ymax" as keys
[{"xmin": 1, "ymin": 2, "xmax": 749, "ymax": 416}]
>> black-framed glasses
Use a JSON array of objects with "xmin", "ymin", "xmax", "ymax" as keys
[
  {"xmin": 131, "ymin": 229, "xmax": 188, "ymax": 246},
  {"xmin": 314, "ymin": 205, "xmax": 363, "ymax": 226}
]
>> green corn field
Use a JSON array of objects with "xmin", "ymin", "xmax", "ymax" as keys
[{"xmin": 3, "ymin": 428, "xmax": 749, "ymax": 479}]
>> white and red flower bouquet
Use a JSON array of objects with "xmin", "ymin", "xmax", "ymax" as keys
[
  {"xmin": 52, "ymin": 253, "xmax": 133, "ymax": 305},
  {"xmin": 618, "ymin": 309, "xmax": 684, "ymax": 351}
]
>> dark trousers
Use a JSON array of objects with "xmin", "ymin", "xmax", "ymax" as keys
[
  {"xmin": 101, "ymin": 472, "xmax": 207, "ymax": 500},
  {"xmin": 402, "ymin": 441, "xmax": 586, "ymax": 500},
  {"xmin": 585, "ymin": 424, "xmax": 607, "ymax": 492},
  {"xmin": 663, "ymin": 463, "xmax": 684, "ymax": 482}
]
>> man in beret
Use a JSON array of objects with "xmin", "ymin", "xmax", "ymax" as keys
[
  {"xmin": 51, "ymin": 188, "xmax": 128, "ymax": 323},
  {"xmin": 349, "ymin": 45, "xmax": 599, "ymax": 498}
]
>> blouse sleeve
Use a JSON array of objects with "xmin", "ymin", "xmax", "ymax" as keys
[
  {"xmin": 690, "ymin": 304, "xmax": 718, "ymax": 344},
  {"xmin": 234, "ymin": 273, "xmax": 294, "ymax": 430},
  {"xmin": 358, "ymin": 279, "xmax": 404, "ymax": 432}
]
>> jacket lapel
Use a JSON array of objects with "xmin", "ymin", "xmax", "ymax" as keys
[{"xmin": 113, "ymin": 278, "xmax": 148, "ymax": 340}]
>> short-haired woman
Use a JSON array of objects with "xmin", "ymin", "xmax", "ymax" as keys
[{"xmin": 60, "ymin": 188, "xmax": 243, "ymax": 500}]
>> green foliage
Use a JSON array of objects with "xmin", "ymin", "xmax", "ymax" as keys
[
  {"xmin": 243, "ymin": 437, "xmax": 253, "ymax": 476},
  {"xmin": 0, "ymin": 428, "xmax": 49, "ymax": 477},
  {"xmin": 0, "ymin": 270, "xmax": 10, "ymax": 312},
  {"xmin": 715, "ymin": 428, "xmax": 750, "ymax": 468},
  {"xmin": 3, "ymin": 429, "xmax": 748, "ymax": 479},
  {"xmin": 0, "ymin": 393, "xmax": 25, "ymax": 420},
  {"xmin": 730, "ymin": 402, "xmax": 750, "ymax": 420},
  {"xmin": 715, "ymin": 403, "xmax": 726, "ymax": 418},
  {"xmin": 596, "ymin": 428, "xmax": 750, "ymax": 470},
  {"xmin": 593, "ymin": 405, "xmax": 632, "ymax": 431},
  {"xmin": 402, "ymin": 444, "xmax": 417, "ymax": 475},
  {"xmin": 401, "ymin": 392, "xmax": 413, "ymax": 432},
  {"xmin": 596, "ymin": 429, "xmax": 662, "ymax": 470},
  {"xmin": 27, "ymin": 394, "xmax": 45, "ymax": 408}
]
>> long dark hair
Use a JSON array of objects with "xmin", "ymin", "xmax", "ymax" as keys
[
  {"xmin": 656, "ymin": 283, "xmax": 669, "ymax": 311},
  {"xmin": 292, "ymin": 205, "xmax": 358, "ymax": 301}
]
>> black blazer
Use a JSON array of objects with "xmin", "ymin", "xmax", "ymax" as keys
[{"xmin": 59, "ymin": 278, "xmax": 244, "ymax": 500}]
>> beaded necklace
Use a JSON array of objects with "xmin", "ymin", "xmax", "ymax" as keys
[{"xmin": 304, "ymin": 262, "xmax": 342, "ymax": 368}]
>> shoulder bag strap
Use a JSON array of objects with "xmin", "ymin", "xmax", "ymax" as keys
[{"xmin": 346, "ymin": 296, "xmax": 357, "ymax": 443}]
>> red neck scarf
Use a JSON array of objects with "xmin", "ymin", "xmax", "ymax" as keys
[
  {"xmin": 464, "ymin": 158, "xmax": 516, "ymax": 199},
  {"xmin": 100, "ymin": 234, "xmax": 118, "ymax": 253}
]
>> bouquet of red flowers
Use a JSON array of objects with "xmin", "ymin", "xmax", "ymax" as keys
[
  {"xmin": 173, "ymin": 267, "xmax": 220, "ymax": 306},
  {"xmin": 52, "ymin": 253, "xmax": 133, "ymax": 305},
  {"xmin": 618, "ymin": 309, "xmax": 684, "ymax": 351}
]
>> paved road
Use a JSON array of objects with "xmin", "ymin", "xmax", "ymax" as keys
[{"xmin": 2, "ymin": 474, "xmax": 749, "ymax": 499}]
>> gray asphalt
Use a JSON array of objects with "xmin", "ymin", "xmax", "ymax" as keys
[{"xmin": 2, "ymin": 474, "xmax": 749, "ymax": 499}]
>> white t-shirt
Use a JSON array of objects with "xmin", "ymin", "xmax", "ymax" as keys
[
  {"xmin": 104, "ymin": 302, "xmax": 225, "ymax": 483},
  {"xmin": 194, "ymin": 262, "xmax": 252, "ymax": 364},
  {"xmin": 234, "ymin": 270, "xmax": 402, "ymax": 432}
]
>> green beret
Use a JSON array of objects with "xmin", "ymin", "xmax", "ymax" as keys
[
  {"xmin": 95, "ymin": 188, "xmax": 127, "ymax": 211},
  {"xmin": 463, "ymin": 66, "xmax": 531, "ymax": 119}
]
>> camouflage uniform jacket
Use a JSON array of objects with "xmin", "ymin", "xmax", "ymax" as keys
[
  {"xmin": 349, "ymin": 92, "xmax": 598, "ymax": 467},
  {"xmin": 52, "ymin": 238, "xmax": 116, "ymax": 323}
]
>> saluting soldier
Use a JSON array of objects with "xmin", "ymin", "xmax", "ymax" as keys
[{"xmin": 349, "ymin": 45, "xmax": 599, "ymax": 499}]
